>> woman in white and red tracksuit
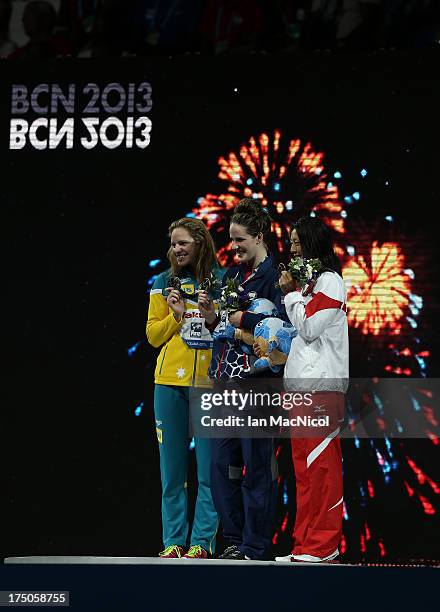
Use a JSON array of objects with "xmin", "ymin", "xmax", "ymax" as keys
[{"xmin": 277, "ymin": 216, "xmax": 349, "ymax": 563}]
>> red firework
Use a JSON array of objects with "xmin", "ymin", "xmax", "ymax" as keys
[{"xmin": 193, "ymin": 129, "xmax": 345, "ymax": 265}]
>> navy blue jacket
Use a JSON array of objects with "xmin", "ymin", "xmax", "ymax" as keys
[{"xmin": 209, "ymin": 254, "xmax": 288, "ymax": 380}]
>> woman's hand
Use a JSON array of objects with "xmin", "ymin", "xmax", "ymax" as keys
[
  {"xmin": 228, "ymin": 311, "xmax": 243, "ymax": 328},
  {"xmin": 253, "ymin": 337, "xmax": 268, "ymax": 358},
  {"xmin": 279, "ymin": 271, "xmax": 297, "ymax": 295},
  {"xmin": 253, "ymin": 341, "xmax": 263, "ymax": 357},
  {"xmin": 166, "ymin": 288, "xmax": 185, "ymax": 321},
  {"xmin": 198, "ymin": 290, "xmax": 216, "ymax": 324}
]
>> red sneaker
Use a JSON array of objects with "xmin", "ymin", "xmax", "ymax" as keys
[
  {"xmin": 183, "ymin": 545, "xmax": 209, "ymax": 559},
  {"xmin": 158, "ymin": 545, "xmax": 186, "ymax": 558}
]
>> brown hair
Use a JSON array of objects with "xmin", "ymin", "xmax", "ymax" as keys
[
  {"xmin": 167, "ymin": 218, "xmax": 219, "ymax": 283},
  {"xmin": 230, "ymin": 198, "xmax": 272, "ymax": 245}
]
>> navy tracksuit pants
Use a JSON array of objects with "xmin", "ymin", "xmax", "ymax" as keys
[{"xmin": 210, "ymin": 437, "xmax": 278, "ymax": 560}]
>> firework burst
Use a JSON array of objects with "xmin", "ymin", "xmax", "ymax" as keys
[
  {"xmin": 193, "ymin": 130, "xmax": 345, "ymax": 265},
  {"xmin": 343, "ymin": 241, "xmax": 412, "ymax": 337}
]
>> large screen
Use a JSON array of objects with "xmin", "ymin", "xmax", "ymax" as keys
[{"xmin": 2, "ymin": 51, "xmax": 439, "ymax": 563}]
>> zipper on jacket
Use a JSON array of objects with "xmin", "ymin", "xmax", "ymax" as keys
[
  {"xmin": 216, "ymin": 344, "xmax": 227, "ymax": 380},
  {"xmin": 159, "ymin": 345, "xmax": 168, "ymax": 375}
]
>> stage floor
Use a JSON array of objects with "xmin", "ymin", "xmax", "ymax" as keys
[
  {"xmin": 3, "ymin": 556, "xmax": 438, "ymax": 611},
  {"xmin": 4, "ymin": 556, "xmax": 439, "ymax": 567}
]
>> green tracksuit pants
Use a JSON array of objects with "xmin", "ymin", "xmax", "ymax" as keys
[{"xmin": 154, "ymin": 384, "xmax": 218, "ymax": 553}]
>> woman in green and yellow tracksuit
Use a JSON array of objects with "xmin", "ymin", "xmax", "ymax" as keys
[{"xmin": 146, "ymin": 217, "xmax": 223, "ymax": 559}]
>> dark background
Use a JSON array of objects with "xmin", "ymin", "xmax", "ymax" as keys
[{"xmin": 2, "ymin": 49, "xmax": 440, "ymax": 562}]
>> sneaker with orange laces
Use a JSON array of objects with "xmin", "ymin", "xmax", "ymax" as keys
[
  {"xmin": 182, "ymin": 545, "xmax": 209, "ymax": 559},
  {"xmin": 158, "ymin": 545, "xmax": 186, "ymax": 558}
]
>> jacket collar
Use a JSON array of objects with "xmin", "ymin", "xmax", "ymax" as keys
[{"xmin": 238, "ymin": 254, "xmax": 273, "ymax": 285}]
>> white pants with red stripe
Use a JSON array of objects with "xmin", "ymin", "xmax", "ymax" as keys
[{"xmin": 290, "ymin": 392, "xmax": 344, "ymax": 558}]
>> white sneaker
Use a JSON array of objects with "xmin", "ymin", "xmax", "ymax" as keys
[
  {"xmin": 274, "ymin": 553, "xmax": 295, "ymax": 562},
  {"xmin": 291, "ymin": 548, "xmax": 339, "ymax": 563}
]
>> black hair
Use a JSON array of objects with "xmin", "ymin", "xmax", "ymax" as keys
[
  {"xmin": 230, "ymin": 198, "xmax": 272, "ymax": 244},
  {"xmin": 293, "ymin": 216, "xmax": 342, "ymax": 276}
]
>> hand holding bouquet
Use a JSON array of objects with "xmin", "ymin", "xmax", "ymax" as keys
[{"xmin": 277, "ymin": 257, "xmax": 323, "ymax": 295}]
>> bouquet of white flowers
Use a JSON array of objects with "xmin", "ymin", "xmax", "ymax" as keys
[
  {"xmin": 219, "ymin": 277, "xmax": 257, "ymax": 313},
  {"xmin": 277, "ymin": 256, "xmax": 324, "ymax": 295}
]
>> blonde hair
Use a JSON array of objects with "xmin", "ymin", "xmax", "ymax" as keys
[{"xmin": 167, "ymin": 218, "xmax": 219, "ymax": 282}]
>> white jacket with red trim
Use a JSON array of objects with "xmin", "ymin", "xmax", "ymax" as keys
[{"xmin": 283, "ymin": 271, "xmax": 349, "ymax": 392}]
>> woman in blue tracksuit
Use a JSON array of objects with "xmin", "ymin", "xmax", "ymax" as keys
[{"xmin": 198, "ymin": 198, "xmax": 287, "ymax": 560}]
